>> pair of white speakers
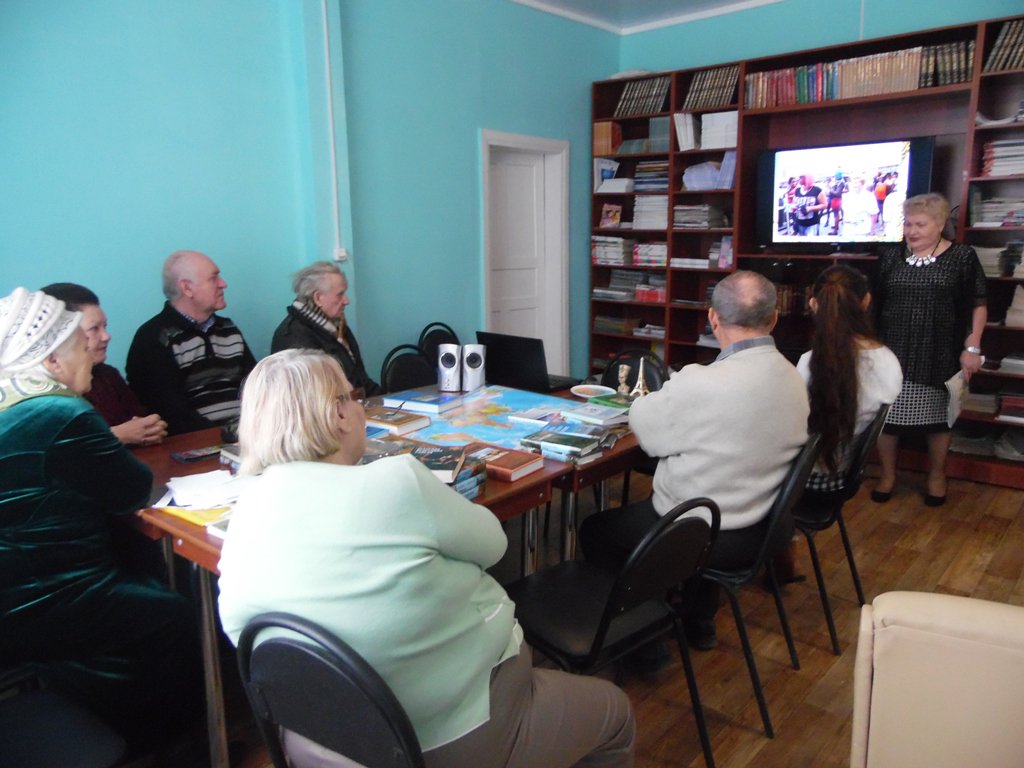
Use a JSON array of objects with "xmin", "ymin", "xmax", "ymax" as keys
[{"xmin": 438, "ymin": 343, "xmax": 485, "ymax": 392}]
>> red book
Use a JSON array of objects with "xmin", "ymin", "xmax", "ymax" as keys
[{"xmin": 464, "ymin": 443, "xmax": 544, "ymax": 483}]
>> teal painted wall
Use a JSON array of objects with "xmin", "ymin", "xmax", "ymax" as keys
[
  {"xmin": 2, "ymin": 0, "xmax": 1019, "ymax": 380},
  {"xmin": 338, "ymin": 0, "xmax": 617, "ymax": 378},
  {"xmin": 0, "ymin": 0, "xmax": 316, "ymax": 367},
  {"xmin": 620, "ymin": 0, "xmax": 1024, "ymax": 71}
]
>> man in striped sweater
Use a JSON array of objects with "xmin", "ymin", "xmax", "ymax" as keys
[{"xmin": 127, "ymin": 251, "xmax": 256, "ymax": 437}]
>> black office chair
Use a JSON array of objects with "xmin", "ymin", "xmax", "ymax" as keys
[
  {"xmin": 505, "ymin": 498, "xmax": 721, "ymax": 768},
  {"xmin": 237, "ymin": 612, "xmax": 425, "ymax": 768},
  {"xmin": 700, "ymin": 433, "xmax": 822, "ymax": 738},
  {"xmin": 380, "ymin": 344, "xmax": 435, "ymax": 394},
  {"xmin": 0, "ymin": 666, "xmax": 126, "ymax": 768},
  {"xmin": 600, "ymin": 348, "xmax": 669, "ymax": 506},
  {"xmin": 793, "ymin": 404, "xmax": 889, "ymax": 655},
  {"xmin": 416, "ymin": 322, "xmax": 459, "ymax": 366}
]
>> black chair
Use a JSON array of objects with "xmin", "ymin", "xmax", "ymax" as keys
[
  {"xmin": 600, "ymin": 348, "xmax": 669, "ymax": 506},
  {"xmin": 380, "ymin": 344, "xmax": 435, "ymax": 394},
  {"xmin": 506, "ymin": 498, "xmax": 721, "ymax": 768},
  {"xmin": 793, "ymin": 404, "xmax": 889, "ymax": 655},
  {"xmin": 700, "ymin": 433, "xmax": 822, "ymax": 738},
  {"xmin": 237, "ymin": 612, "xmax": 425, "ymax": 768},
  {"xmin": 0, "ymin": 666, "xmax": 126, "ymax": 768},
  {"xmin": 416, "ymin": 322, "xmax": 459, "ymax": 366}
]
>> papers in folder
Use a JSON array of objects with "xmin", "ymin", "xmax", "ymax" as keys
[
  {"xmin": 154, "ymin": 469, "xmax": 256, "ymax": 528},
  {"xmin": 945, "ymin": 371, "xmax": 966, "ymax": 428}
]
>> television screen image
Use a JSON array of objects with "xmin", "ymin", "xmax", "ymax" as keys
[{"xmin": 760, "ymin": 138, "xmax": 932, "ymax": 250}]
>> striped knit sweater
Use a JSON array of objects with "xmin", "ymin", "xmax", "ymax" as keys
[{"xmin": 126, "ymin": 303, "xmax": 256, "ymax": 435}]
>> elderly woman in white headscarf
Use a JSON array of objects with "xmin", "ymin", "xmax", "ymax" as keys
[{"xmin": 0, "ymin": 287, "xmax": 201, "ymax": 757}]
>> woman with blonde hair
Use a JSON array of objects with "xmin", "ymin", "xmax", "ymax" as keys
[
  {"xmin": 217, "ymin": 348, "xmax": 635, "ymax": 768},
  {"xmin": 872, "ymin": 192, "xmax": 987, "ymax": 506}
]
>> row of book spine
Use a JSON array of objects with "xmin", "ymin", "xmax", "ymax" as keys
[
  {"xmin": 613, "ymin": 75, "xmax": 671, "ymax": 118},
  {"xmin": 984, "ymin": 18, "xmax": 1024, "ymax": 72},
  {"xmin": 681, "ymin": 65, "xmax": 739, "ymax": 111},
  {"xmin": 744, "ymin": 40, "xmax": 974, "ymax": 109}
]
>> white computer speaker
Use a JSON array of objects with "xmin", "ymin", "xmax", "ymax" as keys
[
  {"xmin": 437, "ymin": 343, "xmax": 461, "ymax": 392},
  {"xmin": 462, "ymin": 343, "xmax": 485, "ymax": 391}
]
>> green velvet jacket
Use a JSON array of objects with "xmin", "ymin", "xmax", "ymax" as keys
[{"xmin": 0, "ymin": 392, "xmax": 153, "ymax": 644}]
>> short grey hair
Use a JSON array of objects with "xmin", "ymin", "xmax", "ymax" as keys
[
  {"xmin": 238, "ymin": 349, "xmax": 350, "ymax": 475},
  {"xmin": 292, "ymin": 261, "xmax": 344, "ymax": 301},
  {"xmin": 162, "ymin": 250, "xmax": 203, "ymax": 300},
  {"xmin": 712, "ymin": 270, "xmax": 777, "ymax": 329}
]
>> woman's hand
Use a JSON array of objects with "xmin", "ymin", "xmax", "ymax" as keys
[
  {"xmin": 111, "ymin": 413, "xmax": 169, "ymax": 446},
  {"xmin": 960, "ymin": 349, "xmax": 983, "ymax": 382}
]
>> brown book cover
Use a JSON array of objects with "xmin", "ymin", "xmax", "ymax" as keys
[
  {"xmin": 464, "ymin": 442, "xmax": 544, "ymax": 482},
  {"xmin": 365, "ymin": 406, "xmax": 430, "ymax": 436}
]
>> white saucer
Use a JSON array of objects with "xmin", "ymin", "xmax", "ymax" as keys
[{"xmin": 570, "ymin": 384, "xmax": 616, "ymax": 399}]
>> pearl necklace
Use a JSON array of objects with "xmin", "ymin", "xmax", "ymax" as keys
[{"xmin": 906, "ymin": 240, "xmax": 942, "ymax": 267}]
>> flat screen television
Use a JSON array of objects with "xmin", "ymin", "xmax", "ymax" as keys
[{"xmin": 756, "ymin": 137, "xmax": 934, "ymax": 253}]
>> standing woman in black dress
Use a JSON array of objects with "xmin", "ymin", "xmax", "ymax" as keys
[{"xmin": 872, "ymin": 192, "xmax": 987, "ymax": 506}]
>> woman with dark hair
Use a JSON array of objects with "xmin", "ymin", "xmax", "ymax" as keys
[
  {"xmin": 797, "ymin": 265, "xmax": 903, "ymax": 501},
  {"xmin": 41, "ymin": 282, "xmax": 167, "ymax": 446}
]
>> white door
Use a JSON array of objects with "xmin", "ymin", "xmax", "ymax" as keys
[{"xmin": 482, "ymin": 131, "xmax": 569, "ymax": 375}]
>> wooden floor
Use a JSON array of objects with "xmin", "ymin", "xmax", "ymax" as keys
[{"xmin": 228, "ymin": 467, "xmax": 1024, "ymax": 768}]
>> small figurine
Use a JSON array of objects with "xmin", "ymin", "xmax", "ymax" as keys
[
  {"xmin": 629, "ymin": 357, "xmax": 650, "ymax": 398},
  {"xmin": 616, "ymin": 363, "xmax": 631, "ymax": 396}
]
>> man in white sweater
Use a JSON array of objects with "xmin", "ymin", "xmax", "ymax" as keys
[{"xmin": 580, "ymin": 270, "xmax": 809, "ymax": 649}]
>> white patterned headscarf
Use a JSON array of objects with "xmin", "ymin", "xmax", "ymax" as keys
[{"xmin": 0, "ymin": 287, "xmax": 82, "ymax": 374}]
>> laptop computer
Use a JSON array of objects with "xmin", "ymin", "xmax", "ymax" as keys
[{"xmin": 476, "ymin": 331, "xmax": 580, "ymax": 393}]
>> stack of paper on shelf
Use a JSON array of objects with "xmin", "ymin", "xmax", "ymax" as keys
[
  {"xmin": 673, "ymin": 203, "xmax": 727, "ymax": 228},
  {"xmin": 632, "ymin": 242, "xmax": 667, "ymax": 266},
  {"xmin": 681, "ymin": 161, "xmax": 722, "ymax": 191},
  {"xmin": 591, "ymin": 235, "xmax": 636, "ymax": 265},
  {"xmin": 597, "ymin": 177, "xmax": 635, "ymax": 193},
  {"xmin": 633, "ymin": 195, "xmax": 668, "ymax": 229},
  {"xmin": 700, "ymin": 111, "xmax": 738, "ymax": 148}
]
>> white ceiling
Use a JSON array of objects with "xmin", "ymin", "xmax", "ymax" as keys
[{"xmin": 508, "ymin": 0, "xmax": 783, "ymax": 35}]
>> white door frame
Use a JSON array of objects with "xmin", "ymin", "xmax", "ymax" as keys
[{"xmin": 481, "ymin": 129, "xmax": 570, "ymax": 372}]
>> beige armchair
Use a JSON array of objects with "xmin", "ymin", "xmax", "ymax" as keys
[{"xmin": 851, "ymin": 591, "xmax": 1024, "ymax": 768}]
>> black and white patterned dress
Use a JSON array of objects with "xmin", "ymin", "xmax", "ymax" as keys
[{"xmin": 874, "ymin": 243, "xmax": 986, "ymax": 432}]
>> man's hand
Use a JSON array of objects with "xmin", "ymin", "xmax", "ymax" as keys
[{"xmin": 111, "ymin": 414, "xmax": 169, "ymax": 446}]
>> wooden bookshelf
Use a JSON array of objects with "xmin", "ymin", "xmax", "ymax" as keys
[{"xmin": 590, "ymin": 13, "xmax": 1024, "ymax": 488}]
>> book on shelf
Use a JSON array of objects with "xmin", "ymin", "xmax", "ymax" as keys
[
  {"xmin": 617, "ymin": 138, "xmax": 648, "ymax": 155},
  {"xmin": 670, "ymin": 256, "xmax": 712, "ymax": 269},
  {"xmin": 699, "ymin": 111, "xmax": 737, "ymax": 149},
  {"xmin": 614, "ymin": 75, "xmax": 671, "ymax": 117},
  {"xmin": 683, "ymin": 65, "xmax": 739, "ymax": 110},
  {"xmin": 593, "ymin": 158, "xmax": 620, "ymax": 191},
  {"xmin": 648, "ymin": 115, "xmax": 671, "ymax": 153},
  {"xmin": 381, "ymin": 390, "xmax": 462, "ymax": 415},
  {"xmin": 560, "ymin": 402, "xmax": 630, "ymax": 427},
  {"xmin": 599, "ymin": 203, "xmax": 623, "ymax": 228},
  {"xmin": 464, "ymin": 442, "xmax": 544, "ymax": 482},
  {"xmin": 364, "ymin": 406, "xmax": 430, "ymax": 436},
  {"xmin": 597, "ymin": 177, "xmax": 635, "ymax": 193},
  {"xmin": 593, "ymin": 121, "xmax": 622, "ymax": 155},
  {"xmin": 520, "ymin": 429, "xmax": 601, "ymax": 456},
  {"xmin": 985, "ymin": 18, "xmax": 1024, "ymax": 72},
  {"xmin": 410, "ymin": 444, "xmax": 466, "ymax": 483},
  {"xmin": 673, "ymin": 112, "xmax": 699, "ymax": 151}
]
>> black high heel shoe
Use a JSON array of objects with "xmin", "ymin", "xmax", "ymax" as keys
[
  {"xmin": 924, "ymin": 494, "xmax": 947, "ymax": 507},
  {"xmin": 870, "ymin": 488, "xmax": 893, "ymax": 503}
]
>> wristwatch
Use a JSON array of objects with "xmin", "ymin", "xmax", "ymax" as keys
[{"xmin": 965, "ymin": 345, "xmax": 982, "ymax": 354}]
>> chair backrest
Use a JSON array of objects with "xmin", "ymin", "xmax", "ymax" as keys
[
  {"xmin": 238, "ymin": 612, "xmax": 425, "ymax": 768},
  {"xmin": 842, "ymin": 404, "xmax": 890, "ymax": 501},
  {"xmin": 380, "ymin": 344, "xmax": 435, "ymax": 394},
  {"xmin": 710, "ymin": 433, "xmax": 822, "ymax": 583},
  {"xmin": 599, "ymin": 348, "xmax": 669, "ymax": 392},
  {"xmin": 417, "ymin": 322, "xmax": 460, "ymax": 365},
  {"xmin": 588, "ymin": 498, "xmax": 720, "ymax": 661},
  {"xmin": 851, "ymin": 591, "xmax": 1024, "ymax": 768}
]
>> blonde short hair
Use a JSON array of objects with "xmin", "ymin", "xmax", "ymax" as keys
[
  {"xmin": 903, "ymin": 192, "xmax": 950, "ymax": 226},
  {"xmin": 238, "ymin": 349, "xmax": 350, "ymax": 475}
]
